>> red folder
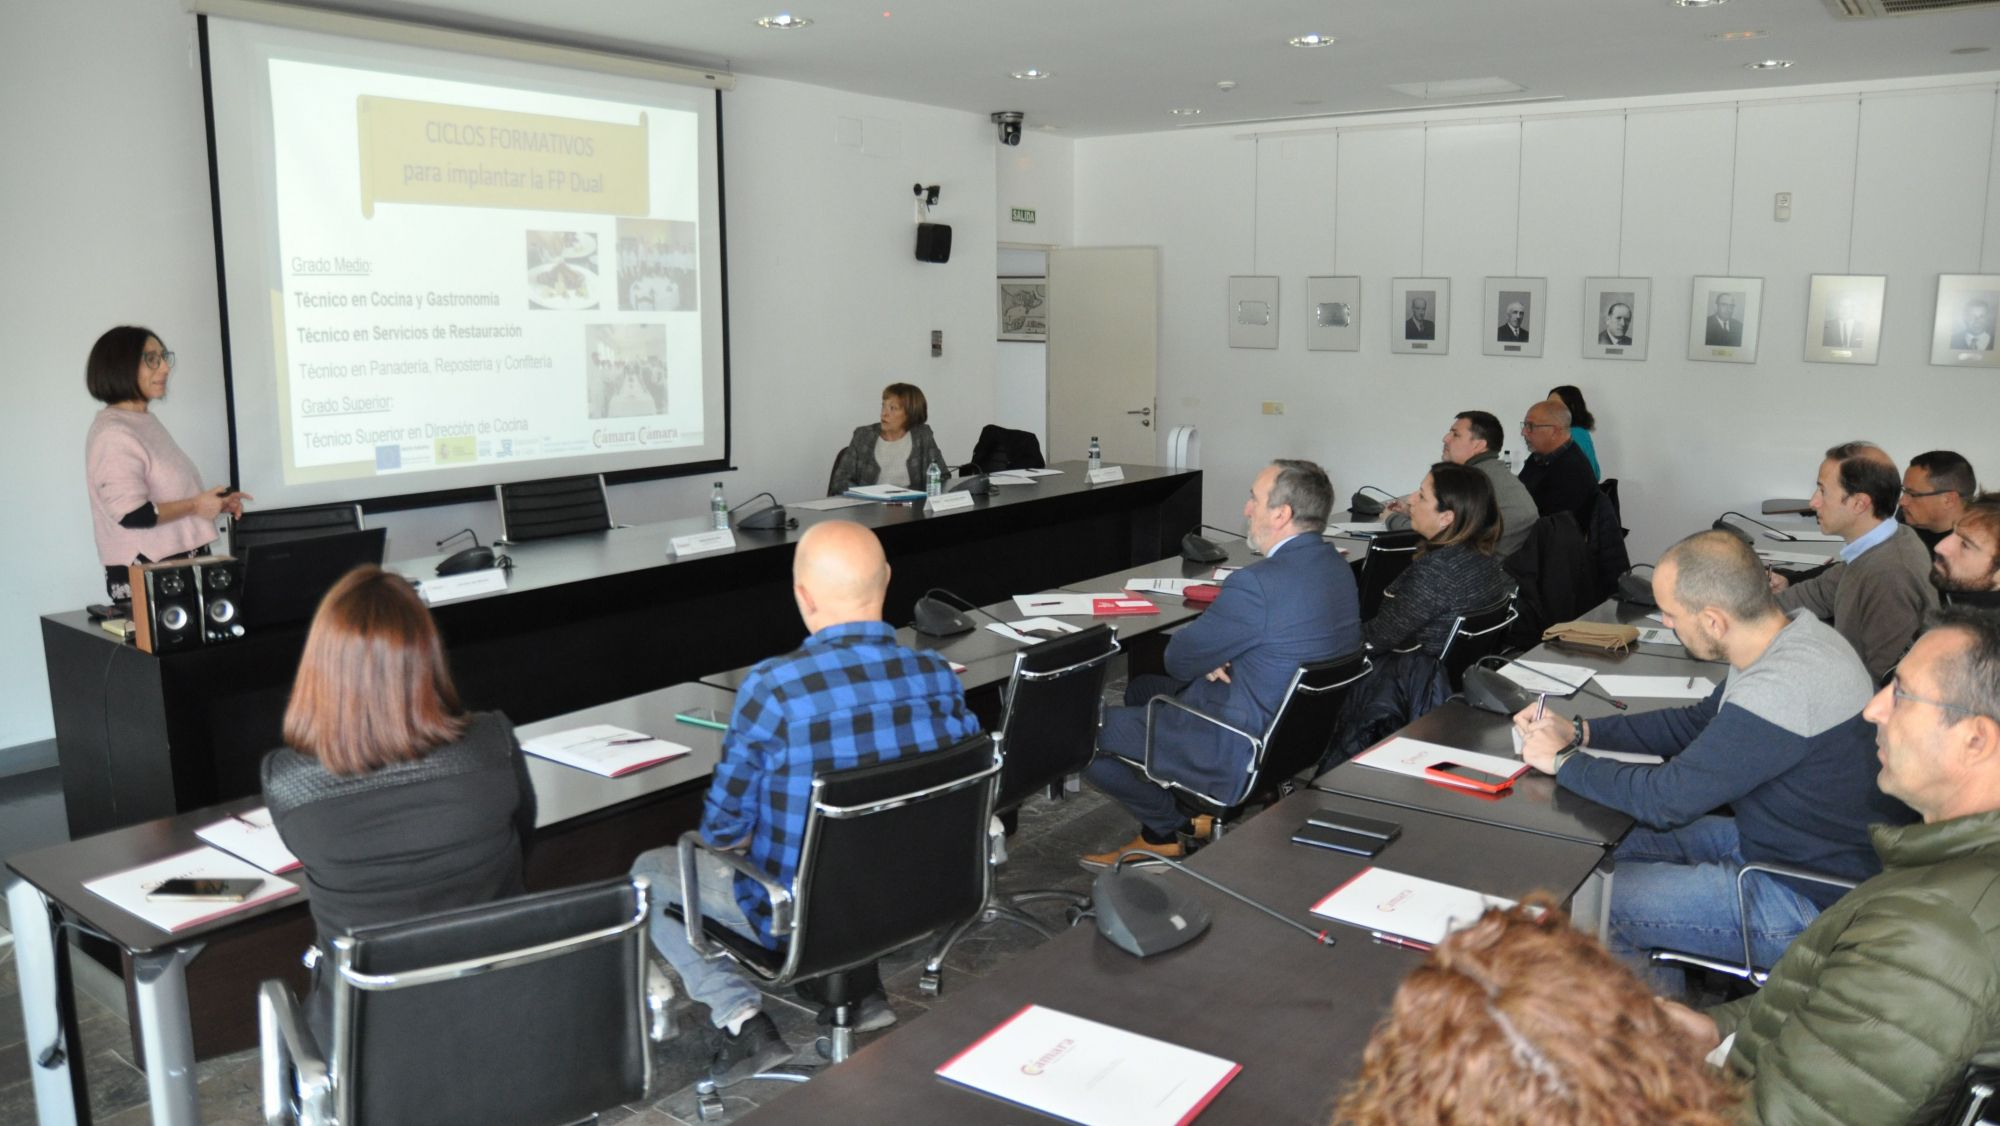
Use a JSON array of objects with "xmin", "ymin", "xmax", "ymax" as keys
[{"xmin": 1093, "ymin": 597, "xmax": 1161, "ymax": 616}]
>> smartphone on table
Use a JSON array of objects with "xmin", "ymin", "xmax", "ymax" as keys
[
  {"xmin": 1423, "ymin": 760, "xmax": 1519, "ymax": 795},
  {"xmin": 146, "ymin": 877, "xmax": 262, "ymax": 902}
]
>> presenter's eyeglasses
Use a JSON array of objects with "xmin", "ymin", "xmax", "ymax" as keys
[{"xmin": 142, "ymin": 350, "xmax": 177, "ymax": 371}]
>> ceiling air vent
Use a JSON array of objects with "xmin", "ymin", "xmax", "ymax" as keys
[{"xmin": 1823, "ymin": 0, "xmax": 2000, "ymax": 17}]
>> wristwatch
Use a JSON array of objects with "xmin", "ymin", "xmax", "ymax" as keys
[{"xmin": 1551, "ymin": 716, "xmax": 1586, "ymax": 771}]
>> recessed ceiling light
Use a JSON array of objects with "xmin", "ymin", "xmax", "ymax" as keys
[
  {"xmin": 1289, "ymin": 33, "xmax": 1336, "ymax": 48},
  {"xmin": 1745, "ymin": 58, "xmax": 1794, "ymax": 70},
  {"xmin": 1010, "ymin": 68, "xmax": 1052, "ymax": 80},
  {"xmin": 756, "ymin": 13, "xmax": 812, "ymax": 29},
  {"xmin": 1952, "ymin": 46, "xmax": 1991, "ymax": 55},
  {"xmin": 1169, "ymin": 107, "xmax": 1203, "ymax": 116},
  {"xmin": 1673, "ymin": 0, "xmax": 1729, "ymax": 7},
  {"xmin": 1709, "ymin": 29, "xmax": 1767, "ymax": 41}
]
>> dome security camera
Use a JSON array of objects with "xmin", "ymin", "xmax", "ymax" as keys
[{"xmin": 991, "ymin": 111, "xmax": 1024, "ymax": 146}]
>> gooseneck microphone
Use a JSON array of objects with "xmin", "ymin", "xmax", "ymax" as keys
[
  {"xmin": 1180, "ymin": 523, "xmax": 1242, "ymax": 564},
  {"xmin": 435, "ymin": 528, "xmax": 502, "ymax": 576},
  {"xmin": 1714, "ymin": 511, "xmax": 1798, "ymax": 543},
  {"xmin": 1092, "ymin": 852, "xmax": 1335, "ymax": 958},
  {"xmin": 732, "ymin": 491, "xmax": 796, "ymax": 532},
  {"xmin": 1347, "ymin": 485, "xmax": 1401, "ymax": 519}
]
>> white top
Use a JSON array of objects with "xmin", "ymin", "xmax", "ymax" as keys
[{"xmin": 875, "ymin": 432, "xmax": 913, "ymax": 488}]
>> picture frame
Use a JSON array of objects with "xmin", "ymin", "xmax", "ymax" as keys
[
  {"xmin": 1228, "ymin": 275, "xmax": 1280, "ymax": 349},
  {"xmin": 1687, "ymin": 276, "xmax": 1764, "ymax": 364},
  {"xmin": 997, "ymin": 276, "xmax": 1048, "ymax": 342},
  {"xmin": 1390, "ymin": 277, "xmax": 1449, "ymax": 355},
  {"xmin": 1582, "ymin": 278, "xmax": 1650, "ymax": 361},
  {"xmin": 1804, "ymin": 275, "xmax": 1886, "ymax": 366},
  {"xmin": 1929, "ymin": 274, "xmax": 2000, "ymax": 368},
  {"xmin": 1304, "ymin": 276, "xmax": 1361, "ymax": 351},
  {"xmin": 1482, "ymin": 277, "xmax": 1546, "ymax": 358}
]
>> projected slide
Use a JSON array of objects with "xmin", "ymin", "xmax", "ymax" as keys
[{"xmin": 268, "ymin": 61, "xmax": 705, "ymax": 486}]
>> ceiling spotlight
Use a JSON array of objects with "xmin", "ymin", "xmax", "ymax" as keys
[
  {"xmin": 1289, "ymin": 33, "xmax": 1336, "ymax": 48},
  {"xmin": 1169, "ymin": 107, "xmax": 1203, "ymax": 116},
  {"xmin": 1010, "ymin": 68, "xmax": 1052, "ymax": 80},
  {"xmin": 756, "ymin": 13, "xmax": 812, "ymax": 29},
  {"xmin": 1745, "ymin": 58, "xmax": 1794, "ymax": 70},
  {"xmin": 1709, "ymin": 29, "xmax": 1767, "ymax": 41}
]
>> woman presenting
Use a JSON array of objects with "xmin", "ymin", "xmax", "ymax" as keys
[
  {"xmin": 829, "ymin": 382, "xmax": 949, "ymax": 493},
  {"xmin": 84, "ymin": 326, "xmax": 247, "ymax": 600}
]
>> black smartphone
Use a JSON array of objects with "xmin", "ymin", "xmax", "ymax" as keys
[
  {"xmin": 146, "ymin": 877, "xmax": 262, "ymax": 902},
  {"xmin": 86, "ymin": 603, "xmax": 123, "ymax": 619},
  {"xmin": 1291, "ymin": 823, "xmax": 1387, "ymax": 857},
  {"xmin": 1306, "ymin": 809, "xmax": 1402, "ymax": 841}
]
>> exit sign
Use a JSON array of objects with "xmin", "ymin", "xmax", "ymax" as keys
[{"xmin": 1010, "ymin": 208, "xmax": 1037, "ymax": 224}]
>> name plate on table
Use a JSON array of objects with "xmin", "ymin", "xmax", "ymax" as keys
[
  {"xmin": 670, "ymin": 529, "xmax": 737, "ymax": 557},
  {"xmin": 925, "ymin": 491, "xmax": 975, "ymax": 514},
  {"xmin": 419, "ymin": 568, "xmax": 508, "ymax": 604},
  {"xmin": 1086, "ymin": 465, "xmax": 1126, "ymax": 484}
]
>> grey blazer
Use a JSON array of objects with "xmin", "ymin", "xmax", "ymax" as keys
[{"xmin": 830, "ymin": 422, "xmax": 948, "ymax": 494}]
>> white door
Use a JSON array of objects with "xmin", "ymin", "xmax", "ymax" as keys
[{"xmin": 1046, "ymin": 247, "xmax": 1159, "ymax": 465}]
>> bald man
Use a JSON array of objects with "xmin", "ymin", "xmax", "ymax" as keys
[
  {"xmin": 629, "ymin": 521, "xmax": 980, "ymax": 1086},
  {"xmin": 1516, "ymin": 399, "xmax": 1597, "ymax": 530}
]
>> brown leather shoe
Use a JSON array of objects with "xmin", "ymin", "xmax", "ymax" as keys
[
  {"xmin": 1189, "ymin": 815, "xmax": 1217, "ymax": 841},
  {"xmin": 1081, "ymin": 834, "xmax": 1185, "ymax": 868}
]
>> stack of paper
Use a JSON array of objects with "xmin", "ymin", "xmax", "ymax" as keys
[
  {"xmin": 194, "ymin": 808, "xmax": 299, "ymax": 873},
  {"xmin": 1350, "ymin": 737, "xmax": 1527, "ymax": 787},
  {"xmin": 84, "ymin": 847, "xmax": 301, "ymax": 933},
  {"xmin": 1011, "ymin": 593, "xmax": 1130, "ymax": 617},
  {"xmin": 844, "ymin": 483, "xmax": 927, "ymax": 502},
  {"xmin": 1310, "ymin": 867, "xmax": 1514, "ymax": 946},
  {"xmin": 1496, "ymin": 659, "xmax": 1596, "ymax": 695},
  {"xmin": 1590, "ymin": 675, "xmax": 1716, "ymax": 700},
  {"xmin": 1123, "ymin": 577, "xmax": 1211, "ymax": 596},
  {"xmin": 520, "ymin": 725, "xmax": 690, "ymax": 777},
  {"xmin": 986, "ymin": 618, "xmax": 1083, "ymax": 645},
  {"xmin": 936, "ymin": 1004, "xmax": 1240, "ymax": 1126}
]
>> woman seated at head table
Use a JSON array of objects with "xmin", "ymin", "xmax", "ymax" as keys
[
  {"xmin": 828, "ymin": 381, "xmax": 950, "ymax": 494},
  {"xmin": 1363, "ymin": 462, "xmax": 1513, "ymax": 656},
  {"xmin": 262, "ymin": 565, "xmax": 535, "ymax": 1022},
  {"xmin": 1335, "ymin": 897, "xmax": 1741, "ymax": 1125},
  {"xmin": 82, "ymin": 325, "xmax": 249, "ymax": 602}
]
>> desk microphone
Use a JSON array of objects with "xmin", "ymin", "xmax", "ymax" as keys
[
  {"xmin": 912, "ymin": 587, "xmax": 978, "ymax": 637},
  {"xmin": 1180, "ymin": 523, "xmax": 1241, "ymax": 564},
  {"xmin": 732, "ymin": 492, "xmax": 796, "ymax": 532},
  {"xmin": 1093, "ymin": 853, "xmax": 1335, "ymax": 958},
  {"xmin": 1347, "ymin": 485, "xmax": 1400, "ymax": 519},
  {"xmin": 435, "ymin": 528, "xmax": 500, "ymax": 576},
  {"xmin": 1467, "ymin": 655, "xmax": 1627, "ymax": 714},
  {"xmin": 1714, "ymin": 511, "xmax": 1797, "ymax": 544}
]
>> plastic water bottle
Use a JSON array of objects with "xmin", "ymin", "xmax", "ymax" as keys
[
  {"xmin": 1501, "ymin": 448, "xmax": 1515, "ymax": 472},
  {"xmin": 710, "ymin": 482, "xmax": 728, "ymax": 530},
  {"xmin": 926, "ymin": 462, "xmax": 943, "ymax": 497},
  {"xmin": 1088, "ymin": 436, "xmax": 1103, "ymax": 473}
]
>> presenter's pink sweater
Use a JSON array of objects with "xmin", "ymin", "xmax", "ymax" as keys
[{"xmin": 85, "ymin": 407, "xmax": 216, "ymax": 566}]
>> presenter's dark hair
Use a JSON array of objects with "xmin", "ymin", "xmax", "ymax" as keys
[
  {"xmin": 881, "ymin": 382, "xmax": 928, "ymax": 428},
  {"xmin": 1827, "ymin": 441, "xmax": 1901, "ymax": 519},
  {"xmin": 1421, "ymin": 462, "xmax": 1501, "ymax": 557},
  {"xmin": 86, "ymin": 325, "xmax": 159, "ymax": 405},
  {"xmin": 1266, "ymin": 459, "xmax": 1334, "ymax": 533},
  {"xmin": 1454, "ymin": 410, "xmax": 1504, "ymax": 454},
  {"xmin": 284, "ymin": 565, "xmax": 467, "ymax": 776},
  {"xmin": 1547, "ymin": 386, "xmax": 1595, "ymax": 431},
  {"xmin": 1910, "ymin": 450, "xmax": 1978, "ymax": 499}
]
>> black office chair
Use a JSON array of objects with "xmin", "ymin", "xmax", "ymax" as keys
[
  {"xmin": 258, "ymin": 877, "xmax": 655, "ymax": 1126},
  {"xmin": 1138, "ymin": 651, "xmax": 1373, "ymax": 840},
  {"xmin": 1355, "ymin": 531, "xmax": 1423, "ymax": 619},
  {"xmin": 230, "ymin": 503, "xmax": 363, "ymax": 554},
  {"xmin": 1946, "ymin": 1066, "xmax": 2000, "ymax": 1126},
  {"xmin": 920, "ymin": 626, "xmax": 1119, "ymax": 996},
  {"xmin": 1647, "ymin": 861, "xmax": 1858, "ymax": 988},
  {"xmin": 672, "ymin": 734, "xmax": 997, "ymax": 1119},
  {"xmin": 1438, "ymin": 591, "xmax": 1520, "ymax": 690},
  {"xmin": 957, "ymin": 424, "xmax": 1047, "ymax": 476},
  {"xmin": 495, "ymin": 474, "xmax": 616, "ymax": 543}
]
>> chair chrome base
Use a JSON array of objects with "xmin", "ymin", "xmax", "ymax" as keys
[{"xmin": 921, "ymin": 891, "xmax": 1091, "ymax": 996}]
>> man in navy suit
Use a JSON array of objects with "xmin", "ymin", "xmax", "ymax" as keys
[{"xmin": 1083, "ymin": 459, "xmax": 1361, "ymax": 863}]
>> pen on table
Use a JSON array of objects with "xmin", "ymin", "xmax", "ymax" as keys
[
  {"xmin": 1026, "ymin": 600, "xmax": 1063, "ymax": 609},
  {"xmin": 1533, "ymin": 691, "xmax": 1547, "ymax": 723},
  {"xmin": 674, "ymin": 711, "xmax": 728, "ymax": 731},
  {"xmin": 603, "ymin": 737, "xmax": 653, "ymax": 746},
  {"xmin": 1369, "ymin": 931, "xmax": 1433, "ymax": 953},
  {"xmin": 1686, "ymin": 675, "xmax": 1695, "ymax": 688}
]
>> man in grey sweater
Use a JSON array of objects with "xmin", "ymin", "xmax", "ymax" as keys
[
  {"xmin": 1384, "ymin": 410, "xmax": 1536, "ymax": 555},
  {"xmin": 1772, "ymin": 441, "xmax": 1937, "ymax": 683}
]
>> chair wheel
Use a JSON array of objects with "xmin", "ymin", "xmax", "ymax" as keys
[
  {"xmin": 695, "ymin": 1086, "xmax": 725, "ymax": 1120},
  {"xmin": 918, "ymin": 972, "xmax": 941, "ymax": 997},
  {"xmin": 816, "ymin": 1035, "xmax": 832, "ymax": 1060}
]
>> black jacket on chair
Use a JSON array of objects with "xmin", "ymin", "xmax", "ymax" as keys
[
  {"xmin": 959, "ymin": 424, "xmax": 1046, "ymax": 475},
  {"xmin": 1503, "ymin": 513, "xmax": 1592, "ymax": 649}
]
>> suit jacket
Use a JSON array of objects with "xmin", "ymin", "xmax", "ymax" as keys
[
  {"xmin": 1497, "ymin": 323, "xmax": 1529, "ymax": 343},
  {"xmin": 1951, "ymin": 330, "xmax": 1994, "ymax": 352},
  {"xmin": 1822, "ymin": 319, "xmax": 1865, "ymax": 348},
  {"xmin": 1145, "ymin": 535, "xmax": 1360, "ymax": 798},
  {"xmin": 1405, "ymin": 317, "xmax": 1435, "ymax": 341},
  {"xmin": 1706, "ymin": 316, "xmax": 1743, "ymax": 347},
  {"xmin": 1518, "ymin": 440, "xmax": 1598, "ymax": 532},
  {"xmin": 1597, "ymin": 330, "xmax": 1632, "ymax": 345},
  {"xmin": 829, "ymin": 422, "xmax": 948, "ymax": 494}
]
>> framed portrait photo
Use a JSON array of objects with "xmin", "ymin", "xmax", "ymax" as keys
[
  {"xmin": 1804, "ymin": 275, "xmax": 1886, "ymax": 366},
  {"xmin": 1482, "ymin": 277, "xmax": 1546, "ymax": 358},
  {"xmin": 1687, "ymin": 276, "xmax": 1764, "ymax": 364},
  {"xmin": 997, "ymin": 276, "xmax": 1047, "ymax": 342},
  {"xmin": 1930, "ymin": 274, "xmax": 2000, "ymax": 368},
  {"xmin": 1390, "ymin": 277, "xmax": 1449, "ymax": 355},
  {"xmin": 1305, "ymin": 276, "xmax": 1361, "ymax": 351},
  {"xmin": 1228, "ymin": 275, "xmax": 1280, "ymax": 349},
  {"xmin": 1582, "ymin": 278, "xmax": 1650, "ymax": 361}
]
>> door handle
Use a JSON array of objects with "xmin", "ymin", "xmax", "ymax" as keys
[{"xmin": 1125, "ymin": 407, "xmax": 1152, "ymax": 416}]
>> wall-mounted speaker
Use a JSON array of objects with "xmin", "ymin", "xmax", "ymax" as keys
[
  {"xmin": 915, "ymin": 222, "xmax": 953, "ymax": 263},
  {"xmin": 194, "ymin": 557, "xmax": 247, "ymax": 644},
  {"xmin": 128, "ymin": 560, "xmax": 204, "ymax": 653}
]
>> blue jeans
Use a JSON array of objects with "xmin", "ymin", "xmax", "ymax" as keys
[
  {"xmin": 1608, "ymin": 815, "xmax": 1824, "ymax": 991},
  {"xmin": 630, "ymin": 845, "xmax": 766, "ymax": 1030}
]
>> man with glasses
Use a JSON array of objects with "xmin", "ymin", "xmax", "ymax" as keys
[
  {"xmin": 1384, "ymin": 410, "xmax": 1538, "ymax": 555},
  {"xmin": 1660, "ymin": 611, "xmax": 2000, "ymax": 1125},
  {"xmin": 1901, "ymin": 449, "xmax": 1979, "ymax": 551},
  {"xmin": 1773, "ymin": 441, "xmax": 1938, "ymax": 682},
  {"xmin": 1935, "ymin": 494, "xmax": 2000, "ymax": 610},
  {"xmin": 1515, "ymin": 398, "xmax": 1597, "ymax": 531}
]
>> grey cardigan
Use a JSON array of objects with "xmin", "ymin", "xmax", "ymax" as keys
[
  {"xmin": 1777, "ymin": 522, "xmax": 1938, "ymax": 683},
  {"xmin": 830, "ymin": 422, "xmax": 948, "ymax": 494}
]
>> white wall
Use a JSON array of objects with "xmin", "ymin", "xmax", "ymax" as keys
[
  {"xmin": 997, "ymin": 130, "xmax": 1074, "ymax": 248},
  {"xmin": 1075, "ymin": 78, "xmax": 2000, "ymax": 563},
  {"xmin": 0, "ymin": 0, "xmax": 997, "ymax": 752}
]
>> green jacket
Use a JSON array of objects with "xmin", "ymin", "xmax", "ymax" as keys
[{"xmin": 1709, "ymin": 810, "xmax": 2000, "ymax": 1124}]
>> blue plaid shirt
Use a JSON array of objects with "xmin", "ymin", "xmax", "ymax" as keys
[{"xmin": 702, "ymin": 619, "xmax": 979, "ymax": 945}]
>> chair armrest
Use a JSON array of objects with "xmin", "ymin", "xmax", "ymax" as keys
[
  {"xmin": 676, "ymin": 832, "xmax": 795, "ymax": 958},
  {"xmin": 1141, "ymin": 694, "xmax": 1263, "ymax": 807},
  {"xmin": 1734, "ymin": 862, "xmax": 1859, "ymax": 979},
  {"xmin": 258, "ymin": 979, "xmax": 329, "ymax": 1126}
]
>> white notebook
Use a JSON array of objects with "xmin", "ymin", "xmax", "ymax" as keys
[
  {"xmin": 194, "ymin": 807, "xmax": 300, "ymax": 874},
  {"xmin": 83, "ymin": 847, "xmax": 300, "ymax": 934},
  {"xmin": 1310, "ymin": 867, "xmax": 1515, "ymax": 947},
  {"xmin": 520, "ymin": 725, "xmax": 690, "ymax": 777},
  {"xmin": 1350, "ymin": 737, "xmax": 1528, "ymax": 788},
  {"xmin": 936, "ymin": 1004, "xmax": 1240, "ymax": 1126}
]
